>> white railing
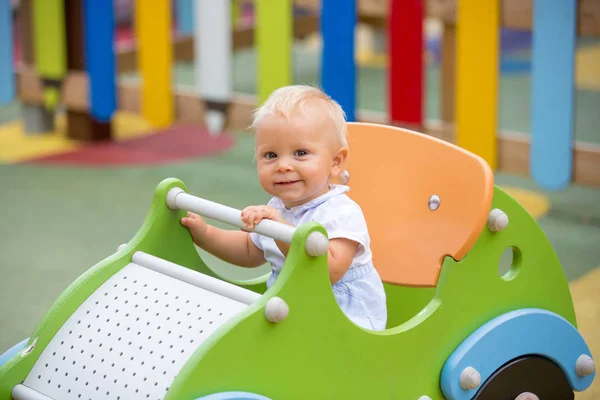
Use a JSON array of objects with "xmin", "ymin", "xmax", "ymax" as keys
[{"xmin": 166, "ymin": 188, "xmax": 329, "ymax": 257}]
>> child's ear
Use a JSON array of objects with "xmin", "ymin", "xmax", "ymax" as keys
[
  {"xmin": 331, "ymin": 147, "xmax": 349, "ymax": 184},
  {"xmin": 332, "ymin": 147, "xmax": 349, "ymax": 168}
]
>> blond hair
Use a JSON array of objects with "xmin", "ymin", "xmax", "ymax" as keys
[{"xmin": 250, "ymin": 85, "xmax": 348, "ymax": 147}]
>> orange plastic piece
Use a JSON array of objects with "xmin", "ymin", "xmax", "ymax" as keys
[{"xmin": 344, "ymin": 123, "xmax": 494, "ymax": 288}]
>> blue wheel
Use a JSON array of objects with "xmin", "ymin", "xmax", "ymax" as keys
[{"xmin": 441, "ymin": 309, "xmax": 595, "ymax": 400}]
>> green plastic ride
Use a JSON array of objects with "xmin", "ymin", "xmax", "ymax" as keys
[{"xmin": 0, "ymin": 124, "xmax": 595, "ymax": 400}]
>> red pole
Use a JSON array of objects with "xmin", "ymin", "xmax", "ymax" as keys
[{"xmin": 388, "ymin": 0, "xmax": 424, "ymax": 129}]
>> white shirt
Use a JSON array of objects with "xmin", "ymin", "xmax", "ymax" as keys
[
  {"xmin": 250, "ymin": 184, "xmax": 373, "ymax": 275},
  {"xmin": 250, "ymin": 184, "xmax": 388, "ymax": 331}
]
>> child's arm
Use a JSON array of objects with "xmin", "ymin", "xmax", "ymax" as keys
[
  {"xmin": 271, "ymin": 237, "xmax": 357, "ymax": 283},
  {"xmin": 181, "ymin": 212, "xmax": 266, "ymax": 268},
  {"xmin": 323, "ymin": 238, "xmax": 359, "ymax": 283},
  {"xmin": 241, "ymin": 206, "xmax": 358, "ymax": 284}
]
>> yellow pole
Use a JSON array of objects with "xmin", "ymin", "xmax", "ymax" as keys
[
  {"xmin": 455, "ymin": 0, "xmax": 500, "ymax": 169},
  {"xmin": 135, "ymin": 0, "xmax": 173, "ymax": 127}
]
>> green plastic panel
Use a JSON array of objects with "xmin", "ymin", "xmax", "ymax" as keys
[
  {"xmin": 166, "ymin": 186, "xmax": 577, "ymax": 399},
  {"xmin": 384, "ymin": 284, "xmax": 435, "ymax": 328}
]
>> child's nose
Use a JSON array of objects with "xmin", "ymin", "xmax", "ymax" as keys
[{"xmin": 276, "ymin": 160, "xmax": 294, "ymax": 172}]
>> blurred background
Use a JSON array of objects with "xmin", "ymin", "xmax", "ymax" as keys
[{"xmin": 0, "ymin": 0, "xmax": 599, "ymax": 397}]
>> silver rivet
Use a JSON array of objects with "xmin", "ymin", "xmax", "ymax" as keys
[
  {"xmin": 265, "ymin": 297, "xmax": 289, "ymax": 323},
  {"xmin": 428, "ymin": 195, "xmax": 440, "ymax": 211},
  {"xmin": 488, "ymin": 208, "xmax": 509, "ymax": 231},
  {"xmin": 459, "ymin": 366, "xmax": 481, "ymax": 389},
  {"xmin": 575, "ymin": 354, "xmax": 595, "ymax": 377}
]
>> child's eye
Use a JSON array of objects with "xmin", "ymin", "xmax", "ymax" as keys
[
  {"xmin": 294, "ymin": 150, "xmax": 308, "ymax": 157},
  {"xmin": 264, "ymin": 152, "xmax": 277, "ymax": 159}
]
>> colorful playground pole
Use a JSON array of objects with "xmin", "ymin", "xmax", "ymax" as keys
[
  {"xmin": 231, "ymin": 0, "xmax": 241, "ymax": 26},
  {"xmin": 530, "ymin": 0, "xmax": 577, "ymax": 191},
  {"xmin": 135, "ymin": 0, "xmax": 173, "ymax": 128},
  {"xmin": 84, "ymin": 0, "xmax": 116, "ymax": 123},
  {"xmin": 194, "ymin": 0, "xmax": 232, "ymax": 135},
  {"xmin": 176, "ymin": 0, "xmax": 194, "ymax": 35},
  {"xmin": 388, "ymin": 0, "xmax": 424, "ymax": 128},
  {"xmin": 455, "ymin": 0, "xmax": 500, "ymax": 170},
  {"xmin": 18, "ymin": 0, "xmax": 55, "ymax": 133},
  {"xmin": 321, "ymin": 0, "xmax": 356, "ymax": 122},
  {"xmin": 255, "ymin": 0, "xmax": 292, "ymax": 104},
  {"xmin": 32, "ymin": 0, "xmax": 67, "ymax": 110},
  {"xmin": 0, "ymin": 0, "xmax": 14, "ymax": 105}
]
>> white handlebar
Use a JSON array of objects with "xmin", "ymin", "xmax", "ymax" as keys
[{"xmin": 166, "ymin": 188, "xmax": 329, "ymax": 257}]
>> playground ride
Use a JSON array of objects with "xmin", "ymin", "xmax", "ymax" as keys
[{"xmin": 0, "ymin": 123, "xmax": 596, "ymax": 399}]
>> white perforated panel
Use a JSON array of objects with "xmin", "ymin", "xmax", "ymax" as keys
[{"xmin": 22, "ymin": 262, "xmax": 248, "ymax": 400}]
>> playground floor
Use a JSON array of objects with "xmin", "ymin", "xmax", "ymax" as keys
[{"xmin": 0, "ymin": 39, "xmax": 599, "ymax": 397}]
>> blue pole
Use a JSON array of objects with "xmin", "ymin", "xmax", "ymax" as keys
[
  {"xmin": 0, "ymin": 0, "xmax": 14, "ymax": 105},
  {"xmin": 320, "ymin": 0, "xmax": 356, "ymax": 122},
  {"xmin": 176, "ymin": 0, "xmax": 194, "ymax": 35},
  {"xmin": 530, "ymin": 0, "xmax": 577, "ymax": 190},
  {"xmin": 84, "ymin": 0, "xmax": 117, "ymax": 122}
]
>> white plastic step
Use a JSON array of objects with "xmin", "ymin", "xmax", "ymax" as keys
[{"xmin": 15, "ymin": 252, "xmax": 261, "ymax": 400}]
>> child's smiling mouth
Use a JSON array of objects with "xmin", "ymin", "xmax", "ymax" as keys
[{"xmin": 275, "ymin": 180, "xmax": 301, "ymax": 186}]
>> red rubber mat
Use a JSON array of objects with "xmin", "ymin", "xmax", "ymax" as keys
[{"xmin": 23, "ymin": 125, "xmax": 235, "ymax": 166}]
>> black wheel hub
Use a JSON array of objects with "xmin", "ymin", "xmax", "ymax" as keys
[{"xmin": 473, "ymin": 355, "xmax": 574, "ymax": 400}]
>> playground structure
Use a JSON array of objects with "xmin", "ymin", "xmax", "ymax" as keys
[
  {"xmin": 0, "ymin": 122, "xmax": 596, "ymax": 399},
  {"xmin": 1, "ymin": 0, "xmax": 600, "ymax": 189}
]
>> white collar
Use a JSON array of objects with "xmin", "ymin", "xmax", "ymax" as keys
[{"xmin": 271, "ymin": 184, "xmax": 350, "ymax": 217}]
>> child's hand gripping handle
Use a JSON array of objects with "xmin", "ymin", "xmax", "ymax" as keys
[{"xmin": 166, "ymin": 188, "xmax": 329, "ymax": 257}]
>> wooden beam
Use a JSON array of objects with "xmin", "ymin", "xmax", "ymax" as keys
[
  {"xmin": 293, "ymin": 0, "xmax": 600, "ymax": 36},
  {"xmin": 16, "ymin": 65, "xmax": 88, "ymax": 111},
  {"xmin": 116, "ymin": 0, "xmax": 600, "ymax": 78},
  {"xmin": 18, "ymin": 0, "xmax": 35, "ymax": 64},
  {"xmin": 15, "ymin": 67, "xmax": 600, "ymax": 188},
  {"xmin": 440, "ymin": 23, "xmax": 455, "ymax": 123},
  {"xmin": 499, "ymin": 0, "xmax": 600, "ymax": 37},
  {"xmin": 65, "ymin": 0, "xmax": 112, "ymax": 141},
  {"xmin": 115, "ymin": 14, "xmax": 319, "ymax": 73},
  {"xmin": 435, "ymin": 0, "xmax": 600, "ymax": 36}
]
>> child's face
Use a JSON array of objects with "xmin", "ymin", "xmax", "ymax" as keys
[{"xmin": 254, "ymin": 105, "xmax": 347, "ymax": 209}]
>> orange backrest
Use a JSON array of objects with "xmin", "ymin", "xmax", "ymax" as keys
[{"xmin": 344, "ymin": 122, "xmax": 494, "ymax": 288}]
